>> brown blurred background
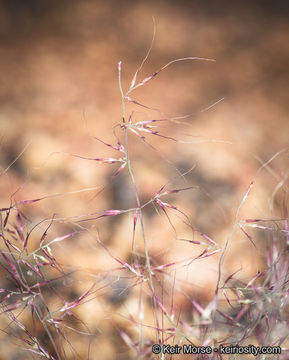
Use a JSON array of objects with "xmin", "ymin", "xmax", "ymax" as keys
[{"xmin": 0, "ymin": 0, "xmax": 288, "ymax": 359}]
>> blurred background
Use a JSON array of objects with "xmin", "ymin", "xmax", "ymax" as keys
[{"xmin": 0, "ymin": 0, "xmax": 288, "ymax": 359}]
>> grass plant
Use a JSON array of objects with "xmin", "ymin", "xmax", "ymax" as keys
[{"xmin": 0, "ymin": 33, "xmax": 288, "ymax": 360}]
